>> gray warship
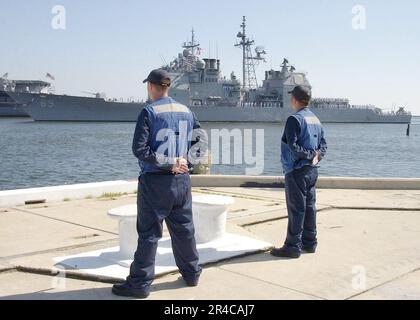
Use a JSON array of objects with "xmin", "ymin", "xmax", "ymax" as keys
[
  {"xmin": 0, "ymin": 76, "xmax": 50, "ymax": 117},
  {"xmin": 5, "ymin": 17, "xmax": 412, "ymax": 123}
]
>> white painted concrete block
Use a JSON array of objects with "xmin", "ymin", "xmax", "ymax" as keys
[
  {"xmin": 106, "ymin": 194, "xmax": 235, "ymax": 259},
  {"xmin": 192, "ymin": 195, "xmax": 235, "ymax": 243},
  {"xmin": 108, "ymin": 205, "xmax": 139, "ymax": 259}
]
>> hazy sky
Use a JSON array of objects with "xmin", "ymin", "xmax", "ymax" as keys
[{"xmin": 1, "ymin": 0, "xmax": 419, "ymax": 114}]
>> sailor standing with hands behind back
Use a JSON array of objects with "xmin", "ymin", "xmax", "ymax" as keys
[
  {"xmin": 271, "ymin": 85, "xmax": 327, "ymax": 259},
  {"xmin": 112, "ymin": 69, "xmax": 203, "ymax": 298}
]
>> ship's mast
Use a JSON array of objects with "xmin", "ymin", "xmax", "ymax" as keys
[
  {"xmin": 235, "ymin": 16, "xmax": 266, "ymax": 91},
  {"xmin": 183, "ymin": 28, "xmax": 200, "ymax": 55},
  {"xmin": 240, "ymin": 17, "xmax": 247, "ymax": 89}
]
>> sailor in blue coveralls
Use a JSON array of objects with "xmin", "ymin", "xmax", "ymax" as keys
[
  {"xmin": 112, "ymin": 69, "xmax": 202, "ymax": 298},
  {"xmin": 271, "ymin": 86, "xmax": 328, "ymax": 259}
]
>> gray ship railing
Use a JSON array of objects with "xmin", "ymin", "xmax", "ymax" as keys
[{"xmin": 239, "ymin": 102, "xmax": 283, "ymax": 108}]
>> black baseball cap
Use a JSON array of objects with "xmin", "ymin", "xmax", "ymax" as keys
[
  {"xmin": 288, "ymin": 85, "xmax": 311, "ymax": 103},
  {"xmin": 143, "ymin": 69, "xmax": 171, "ymax": 87}
]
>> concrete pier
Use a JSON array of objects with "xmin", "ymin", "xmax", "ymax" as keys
[{"xmin": 1, "ymin": 176, "xmax": 420, "ymax": 300}]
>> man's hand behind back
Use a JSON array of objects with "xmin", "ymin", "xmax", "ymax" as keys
[
  {"xmin": 172, "ymin": 157, "xmax": 190, "ymax": 175},
  {"xmin": 312, "ymin": 151, "xmax": 321, "ymax": 166}
]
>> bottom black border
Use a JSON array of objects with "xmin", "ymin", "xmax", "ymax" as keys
[{"xmin": 1, "ymin": 300, "xmax": 418, "ymax": 318}]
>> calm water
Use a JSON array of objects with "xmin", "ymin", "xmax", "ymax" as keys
[{"xmin": 1, "ymin": 117, "xmax": 419, "ymax": 191}]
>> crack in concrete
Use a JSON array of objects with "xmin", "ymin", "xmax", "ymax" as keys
[
  {"xmin": 345, "ymin": 266, "xmax": 420, "ymax": 300},
  {"xmin": 193, "ymin": 188, "xmax": 284, "ymax": 202},
  {"xmin": 0, "ymin": 267, "xmax": 17, "ymax": 274},
  {"xmin": 236, "ymin": 206, "xmax": 419, "ymax": 228},
  {"xmin": 238, "ymin": 206, "xmax": 334, "ymax": 227},
  {"xmin": 15, "ymin": 265, "xmax": 121, "ymax": 284},
  {"xmin": 331, "ymin": 206, "xmax": 420, "ymax": 212},
  {"xmin": 228, "ymin": 208, "xmax": 288, "ymax": 221},
  {"xmin": 218, "ymin": 266, "xmax": 327, "ymax": 300},
  {"xmin": 2, "ymin": 238, "xmax": 118, "ymax": 261},
  {"xmin": 11, "ymin": 207, "xmax": 119, "ymax": 236}
]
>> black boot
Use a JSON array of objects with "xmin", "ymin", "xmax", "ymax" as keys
[
  {"xmin": 302, "ymin": 246, "xmax": 317, "ymax": 254},
  {"xmin": 112, "ymin": 282, "xmax": 150, "ymax": 299},
  {"xmin": 183, "ymin": 276, "xmax": 200, "ymax": 287},
  {"xmin": 270, "ymin": 246, "xmax": 301, "ymax": 259}
]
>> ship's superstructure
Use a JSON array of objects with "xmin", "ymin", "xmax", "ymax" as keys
[
  {"xmin": 164, "ymin": 29, "xmax": 242, "ymax": 107},
  {"xmin": 0, "ymin": 76, "xmax": 50, "ymax": 116}
]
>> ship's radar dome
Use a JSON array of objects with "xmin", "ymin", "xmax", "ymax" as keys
[
  {"xmin": 183, "ymin": 49, "xmax": 191, "ymax": 57},
  {"xmin": 196, "ymin": 59, "xmax": 205, "ymax": 69}
]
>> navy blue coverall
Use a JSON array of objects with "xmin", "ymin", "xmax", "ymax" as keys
[
  {"xmin": 281, "ymin": 108, "xmax": 328, "ymax": 253},
  {"xmin": 126, "ymin": 96, "xmax": 202, "ymax": 293}
]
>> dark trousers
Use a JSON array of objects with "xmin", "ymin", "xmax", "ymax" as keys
[
  {"xmin": 126, "ymin": 173, "xmax": 201, "ymax": 293},
  {"xmin": 284, "ymin": 166, "xmax": 318, "ymax": 252}
]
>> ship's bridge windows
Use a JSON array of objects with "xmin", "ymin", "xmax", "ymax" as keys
[{"xmin": 205, "ymin": 77, "xmax": 218, "ymax": 83}]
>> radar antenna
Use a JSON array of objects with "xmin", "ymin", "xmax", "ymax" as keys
[{"xmin": 235, "ymin": 16, "xmax": 266, "ymax": 90}]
